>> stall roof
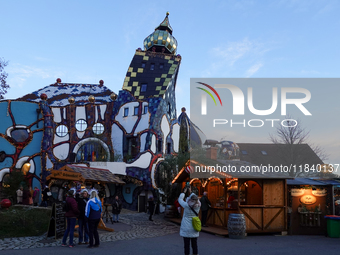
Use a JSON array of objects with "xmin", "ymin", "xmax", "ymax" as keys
[
  {"xmin": 59, "ymin": 165, "xmax": 125, "ymax": 184},
  {"xmin": 316, "ymin": 179, "xmax": 340, "ymax": 186},
  {"xmin": 173, "ymin": 159, "xmax": 292, "ymax": 184},
  {"xmin": 287, "ymin": 178, "xmax": 328, "ymax": 186}
]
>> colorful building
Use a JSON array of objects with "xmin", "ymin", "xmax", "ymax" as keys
[{"xmin": 0, "ymin": 13, "xmax": 205, "ymax": 210}]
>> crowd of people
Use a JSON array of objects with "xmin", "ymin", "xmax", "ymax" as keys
[
  {"xmin": 14, "ymin": 183, "xmax": 204, "ymax": 254},
  {"xmin": 16, "ymin": 186, "xmax": 41, "ymax": 206},
  {"xmin": 61, "ymin": 188, "xmax": 103, "ymax": 248}
]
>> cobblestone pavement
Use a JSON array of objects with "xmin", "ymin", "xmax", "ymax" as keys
[{"xmin": 0, "ymin": 210, "xmax": 179, "ymax": 251}]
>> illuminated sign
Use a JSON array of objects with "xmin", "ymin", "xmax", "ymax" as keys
[{"xmin": 300, "ymin": 195, "xmax": 317, "ymax": 205}]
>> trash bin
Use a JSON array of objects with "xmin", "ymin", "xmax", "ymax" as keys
[{"xmin": 325, "ymin": 215, "xmax": 340, "ymax": 238}]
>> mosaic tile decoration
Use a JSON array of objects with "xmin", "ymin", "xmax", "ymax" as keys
[
  {"xmin": 18, "ymin": 83, "xmax": 114, "ymax": 107},
  {"xmin": 122, "ymin": 50, "xmax": 181, "ymax": 100},
  {"xmin": 143, "ymin": 13, "xmax": 177, "ymax": 54}
]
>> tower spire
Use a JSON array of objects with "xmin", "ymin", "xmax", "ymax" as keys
[{"xmin": 143, "ymin": 12, "xmax": 178, "ymax": 54}]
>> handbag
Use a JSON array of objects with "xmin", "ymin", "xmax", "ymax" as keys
[{"xmin": 189, "ymin": 205, "xmax": 201, "ymax": 232}]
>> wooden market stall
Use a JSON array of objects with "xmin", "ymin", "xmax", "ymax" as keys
[
  {"xmin": 46, "ymin": 164, "xmax": 125, "ymax": 232},
  {"xmin": 287, "ymin": 178, "xmax": 333, "ymax": 235},
  {"xmin": 173, "ymin": 159, "xmax": 290, "ymax": 234}
]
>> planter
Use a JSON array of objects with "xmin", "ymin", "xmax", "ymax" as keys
[{"xmin": 1, "ymin": 199, "xmax": 12, "ymax": 209}]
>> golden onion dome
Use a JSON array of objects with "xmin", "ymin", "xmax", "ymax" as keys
[{"xmin": 143, "ymin": 12, "xmax": 178, "ymax": 54}]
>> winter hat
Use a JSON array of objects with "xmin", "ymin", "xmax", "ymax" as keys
[
  {"xmin": 80, "ymin": 188, "xmax": 88, "ymax": 194},
  {"xmin": 68, "ymin": 188, "xmax": 76, "ymax": 196},
  {"xmin": 189, "ymin": 193, "xmax": 198, "ymax": 201}
]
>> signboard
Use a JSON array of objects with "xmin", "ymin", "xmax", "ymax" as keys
[
  {"xmin": 291, "ymin": 189, "xmax": 305, "ymax": 197},
  {"xmin": 312, "ymin": 189, "xmax": 327, "ymax": 197},
  {"xmin": 210, "ymin": 181, "xmax": 219, "ymax": 186},
  {"xmin": 300, "ymin": 195, "xmax": 317, "ymax": 205},
  {"xmin": 47, "ymin": 203, "xmax": 66, "ymax": 239},
  {"xmin": 48, "ymin": 170, "xmax": 84, "ymax": 182}
]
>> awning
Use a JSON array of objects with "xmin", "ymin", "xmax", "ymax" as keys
[
  {"xmin": 46, "ymin": 164, "xmax": 125, "ymax": 184},
  {"xmin": 287, "ymin": 178, "xmax": 328, "ymax": 186}
]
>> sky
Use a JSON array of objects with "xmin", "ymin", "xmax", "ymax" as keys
[{"xmin": 1, "ymin": 0, "xmax": 339, "ymax": 165}]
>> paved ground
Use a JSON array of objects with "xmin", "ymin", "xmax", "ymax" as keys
[
  {"xmin": 0, "ymin": 210, "xmax": 339, "ymax": 254},
  {"xmin": 0, "ymin": 209, "xmax": 178, "ymax": 251}
]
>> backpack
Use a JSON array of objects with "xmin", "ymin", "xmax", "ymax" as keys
[
  {"xmin": 62, "ymin": 200, "xmax": 70, "ymax": 212},
  {"xmin": 189, "ymin": 205, "xmax": 201, "ymax": 232}
]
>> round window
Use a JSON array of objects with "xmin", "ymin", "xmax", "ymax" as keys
[
  {"xmin": 93, "ymin": 123, "xmax": 104, "ymax": 135},
  {"xmin": 56, "ymin": 125, "xmax": 68, "ymax": 137},
  {"xmin": 75, "ymin": 119, "xmax": 87, "ymax": 132}
]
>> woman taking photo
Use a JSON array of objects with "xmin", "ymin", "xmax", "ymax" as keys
[
  {"xmin": 178, "ymin": 187, "xmax": 201, "ymax": 255},
  {"xmin": 85, "ymin": 189, "xmax": 102, "ymax": 248}
]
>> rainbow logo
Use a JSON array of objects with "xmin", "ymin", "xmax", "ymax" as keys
[{"xmin": 196, "ymin": 82, "xmax": 223, "ymax": 106}]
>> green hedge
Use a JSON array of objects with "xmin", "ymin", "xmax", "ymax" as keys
[{"xmin": 0, "ymin": 206, "xmax": 51, "ymax": 239}]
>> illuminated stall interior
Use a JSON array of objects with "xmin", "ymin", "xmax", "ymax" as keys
[
  {"xmin": 287, "ymin": 178, "xmax": 334, "ymax": 235},
  {"xmin": 173, "ymin": 160, "xmax": 290, "ymax": 234}
]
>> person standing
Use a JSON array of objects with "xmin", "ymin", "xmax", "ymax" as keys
[
  {"xmin": 85, "ymin": 190, "xmax": 102, "ymax": 248},
  {"xmin": 41, "ymin": 186, "xmax": 50, "ymax": 207},
  {"xmin": 33, "ymin": 187, "xmax": 40, "ymax": 206},
  {"xmin": 76, "ymin": 189, "xmax": 89, "ymax": 245},
  {"xmin": 200, "ymin": 191, "xmax": 211, "ymax": 227},
  {"xmin": 112, "ymin": 195, "xmax": 122, "ymax": 223},
  {"xmin": 16, "ymin": 187, "xmax": 23, "ymax": 204},
  {"xmin": 22, "ymin": 187, "xmax": 31, "ymax": 205},
  {"xmin": 148, "ymin": 196, "xmax": 155, "ymax": 221},
  {"xmin": 62, "ymin": 189, "xmax": 79, "ymax": 248},
  {"xmin": 28, "ymin": 186, "xmax": 34, "ymax": 205},
  {"xmin": 178, "ymin": 187, "xmax": 201, "ymax": 255}
]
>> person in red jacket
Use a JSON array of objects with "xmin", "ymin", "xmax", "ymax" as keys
[{"xmin": 62, "ymin": 189, "xmax": 80, "ymax": 248}]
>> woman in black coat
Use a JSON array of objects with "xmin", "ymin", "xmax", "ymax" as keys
[
  {"xmin": 148, "ymin": 196, "xmax": 155, "ymax": 221},
  {"xmin": 112, "ymin": 196, "xmax": 122, "ymax": 223}
]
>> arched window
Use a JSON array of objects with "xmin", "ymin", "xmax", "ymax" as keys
[
  {"xmin": 240, "ymin": 180, "xmax": 263, "ymax": 205},
  {"xmin": 75, "ymin": 141, "xmax": 108, "ymax": 162}
]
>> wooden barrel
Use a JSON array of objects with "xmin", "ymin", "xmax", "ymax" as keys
[
  {"xmin": 164, "ymin": 205, "xmax": 176, "ymax": 218},
  {"xmin": 227, "ymin": 213, "xmax": 246, "ymax": 239}
]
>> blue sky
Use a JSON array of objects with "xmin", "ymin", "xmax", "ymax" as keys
[{"xmin": 1, "ymin": 0, "xmax": 339, "ymax": 165}]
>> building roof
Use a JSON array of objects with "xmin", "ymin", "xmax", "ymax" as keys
[
  {"xmin": 237, "ymin": 143, "xmax": 323, "ymax": 167},
  {"xmin": 173, "ymin": 159, "xmax": 292, "ymax": 183},
  {"xmin": 17, "ymin": 82, "xmax": 114, "ymax": 107}
]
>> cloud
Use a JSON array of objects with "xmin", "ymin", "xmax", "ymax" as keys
[
  {"xmin": 8, "ymin": 64, "xmax": 55, "ymax": 80},
  {"xmin": 211, "ymin": 38, "xmax": 254, "ymax": 67},
  {"xmin": 245, "ymin": 62, "xmax": 263, "ymax": 77},
  {"xmin": 203, "ymin": 38, "xmax": 273, "ymax": 77}
]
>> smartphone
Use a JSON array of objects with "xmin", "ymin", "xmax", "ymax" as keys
[{"xmin": 186, "ymin": 182, "xmax": 190, "ymax": 187}]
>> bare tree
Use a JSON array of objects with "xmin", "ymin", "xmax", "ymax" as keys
[
  {"xmin": 0, "ymin": 58, "xmax": 9, "ymax": 99},
  {"xmin": 270, "ymin": 116, "xmax": 329, "ymax": 177}
]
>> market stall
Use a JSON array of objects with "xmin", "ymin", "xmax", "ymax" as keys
[
  {"xmin": 287, "ymin": 178, "xmax": 333, "ymax": 235},
  {"xmin": 173, "ymin": 160, "xmax": 290, "ymax": 234},
  {"xmin": 46, "ymin": 164, "xmax": 125, "ymax": 232}
]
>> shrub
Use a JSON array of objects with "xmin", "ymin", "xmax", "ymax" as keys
[{"xmin": 0, "ymin": 206, "xmax": 51, "ymax": 239}]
